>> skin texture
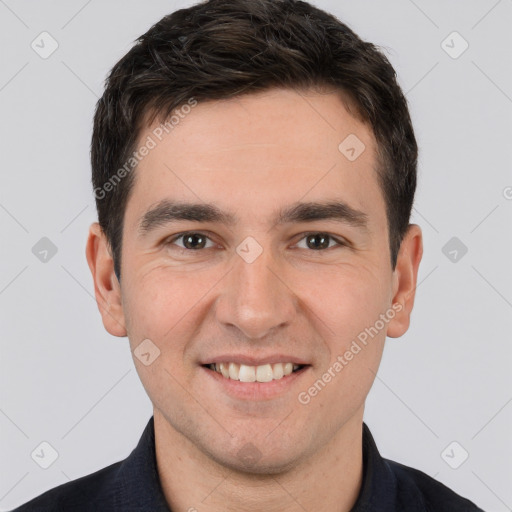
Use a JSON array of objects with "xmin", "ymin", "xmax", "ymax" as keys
[{"xmin": 86, "ymin": 87, "xmax": 423, "ymax": 512}]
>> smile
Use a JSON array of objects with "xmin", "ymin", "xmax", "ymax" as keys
[{"xmin": 204, "ymin": 362, "xmax": 306, "ymax": 382}]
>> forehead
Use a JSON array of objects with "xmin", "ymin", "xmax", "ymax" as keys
[{"xmin": 128, "ymin": 88, "xmax": 384, "ymax": 224}]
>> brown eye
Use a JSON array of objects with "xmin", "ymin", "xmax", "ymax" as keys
[
  {"xmin": 168, "ymin": 232, "xmax": 214, "ymax": 250},
  {"xmin": 305, "ymin": 233, "xmax": 331, "ymax": 250},
  {"xmin": 182, "ymin": 233, "xmax": 207, "ymax": 249},
  {"xmin": 296, "ymin": 232, "xmax": 343, "ymax": 251}
]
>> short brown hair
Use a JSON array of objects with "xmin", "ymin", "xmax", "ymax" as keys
[{"xmin": 91, "ymin": 0, "xmax": 417, "ymax": 279}]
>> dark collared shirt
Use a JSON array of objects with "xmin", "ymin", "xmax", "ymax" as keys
[{"xmin": 11, "ymin": 416, "xmax": 484, "ymax": 511}]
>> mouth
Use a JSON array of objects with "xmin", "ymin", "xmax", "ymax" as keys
[{"xmin": 202, "ymin": 362, "xmax": 309, "ymax": 383}]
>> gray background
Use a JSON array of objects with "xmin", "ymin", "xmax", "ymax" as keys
[{"xmin": 1, "ymin": 0, "xmax": 511, "ymax": 510}]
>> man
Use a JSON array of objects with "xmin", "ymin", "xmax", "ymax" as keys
[{"xmin": 11, "ymin": 0, "xmax": 484, "ymax": 510}]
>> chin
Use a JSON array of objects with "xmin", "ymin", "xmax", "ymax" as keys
[{"xmin": 213, "ymin": 447, "xmax": 304, "ymax": 476}]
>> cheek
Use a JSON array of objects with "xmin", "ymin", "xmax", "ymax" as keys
[
  {"xmin": 120, "ymin": 270, "xmax": 202, "ymax": 403},
  {"xmin": 301, "ymin": 261, "xmax": 390, "ymax": 343},
  {"xmin": 121, "ymin": 269, "xmax": 182, "ymax": 346},
  {"xmin": 298, "ymin": 265, "xmax": 387, "ymax": 415},
  {"xmin": 121, "ymin": 265, "xmax": 221, "ymax": 351}
]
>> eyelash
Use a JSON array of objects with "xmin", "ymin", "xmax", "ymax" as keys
[{"xmin": 164, "ymin": 231, "xmax": 347, "ymax": 253}]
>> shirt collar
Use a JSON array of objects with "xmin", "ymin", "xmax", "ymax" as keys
[
  {"xmin": 351, "ymin": 422, "xmax": 401, "ymax": 511},
  {"xmin": 114, "ymin": 416, "xmax": 171, "ymax": 511},
  {"xmin": 117, "ymin": 417, "xmax": 407, "ymax": 512}
]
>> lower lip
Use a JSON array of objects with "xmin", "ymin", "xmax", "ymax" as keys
[{"xmin": 201, "ymin": 365, "xmax": 310, "ymax": 401}]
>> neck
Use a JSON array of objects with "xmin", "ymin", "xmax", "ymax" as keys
[{"xmin": 154, "ymin": 407, "xmax": 364, "ymax": 512}]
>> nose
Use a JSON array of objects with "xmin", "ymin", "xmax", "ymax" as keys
[{"xmin": 214, "ymin": 243, "xmax": 297, "ymax": 340}]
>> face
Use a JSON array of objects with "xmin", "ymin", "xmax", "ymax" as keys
[{"xmin": 87, "ymin": 87, "xmax": 422, "ymax": 474}]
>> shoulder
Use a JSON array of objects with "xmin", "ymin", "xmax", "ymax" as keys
[
  {"xmin": 9, "ymin": 416, "xmax": 169, "ymax": 512},
  {"xmin": 386, "ymin": 458, "xmax": 484, "ymax": 512},
  {"xmin": 8, "ymin": 460, "xmax": 123, "ymax": 512}
]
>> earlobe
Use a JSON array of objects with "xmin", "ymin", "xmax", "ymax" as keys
[
  {"xmin": 85, "ymin": 222, "xmax": 127, "ymax": 337},
  {"xmin": 386, "ymin": 224, "xmax": 423, "ymax": 338}
]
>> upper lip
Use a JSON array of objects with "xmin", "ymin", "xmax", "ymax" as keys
[{"xmin": 200, "ymin": 354, "xmax": 310, "ymax": 366}]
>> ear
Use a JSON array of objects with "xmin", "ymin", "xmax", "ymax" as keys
[
  {"xmin": 386, "ymin": 224, "xmax": 423, "ymax": 338},
  {"xmin": 85, "ymin": 222, "xmax": 127, "ymax": 337}
]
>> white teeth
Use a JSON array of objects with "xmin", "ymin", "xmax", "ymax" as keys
[
  {"xmin": 284, "ymin": 362, "xmax": 293, "ymax": 376},
  {"xmin": 228, "ymin": 362, "xmax": 239, "ymax": 380},
  {"xmin": 209, "ymin": 362, "xmax": 304, "ymax": 382},
  {"xmin": 239, "ymin": 364, "xmax": 256, "ymax": 382},
  {"xmin": 272, "ymin": 363, "xmax": 284, "ymax": 379},
  {"xmin": 256, "ymin": 364, "xmax": 274, "ymax": 382},
  {"xmin": 219, "ymin": 362, "xmax": 230, "ymax": 378}
]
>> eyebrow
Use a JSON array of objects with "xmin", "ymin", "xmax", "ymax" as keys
[{"xmin": 137, "ymin": 199, "xmax": 369, "ymax": 236}]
